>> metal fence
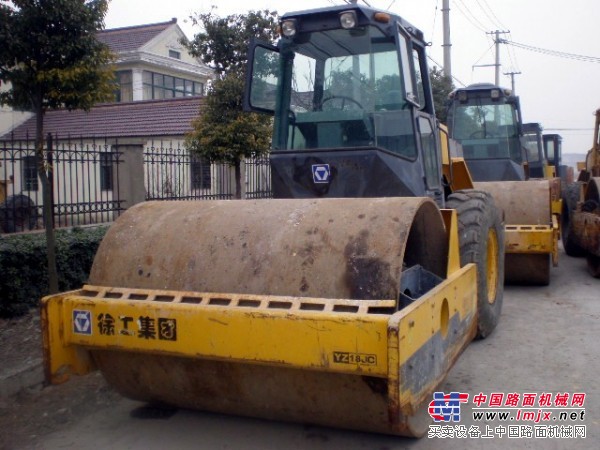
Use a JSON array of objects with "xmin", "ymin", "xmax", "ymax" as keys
[
  {"xmin": 1, "ymin": 135, "xmax": 273, "ymax": 233},
  {"xmin": 0, "ymin": 135, "xmax": 125, "ymax": 232},
  {"xmin": 245, "ymin": 156, "xmax": 272, "ymax": 199},
  {"xmin": 144, "ymin": 141, "xmax": 272, "ymax": 201}
]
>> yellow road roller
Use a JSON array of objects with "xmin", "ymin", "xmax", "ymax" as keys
[
  {"xmin": 446, "ymin": 84, "xmax": 559, "ymax": 285},
  {"xmin": 562, "ymin": 108, "xmax": 600, "ymax": 277},
  {"xmin": 42, "ymin": 4, "xmax": 504, "ymax": 437}
]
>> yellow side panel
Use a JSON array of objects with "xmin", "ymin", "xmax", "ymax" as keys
[
  {"xmin": 43, "ymin": 289, "xmax": 395, "ymax": 381},
  {"xmin": 388, "ymin": 264, "xmax": 478, "ymax": 414},
  {"xmin": 441, "ymin": 209, "xmax": 462, "ymax": 276},
  {"xmin": 544, "ymin": 165, "xmax": 556, "ymax": 179},
  {"xmin": 505, "ymin": 226, "xmax": 554, "ymax": 253}
]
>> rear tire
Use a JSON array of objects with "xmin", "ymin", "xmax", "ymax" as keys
[
  {"xmin": 446, "ymin": 190, "xmax": 504, "ymax": 339},
  {"xmin": 561, "ymin": 183, "xmax": 586, "ymax": 257},
  {"xmin": 587, "ymin": 255, "xmax": 600, "ymax": 278}
]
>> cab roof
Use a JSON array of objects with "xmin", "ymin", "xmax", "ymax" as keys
[{"xmin": 281, "ymin": 4, "xmax": 425, "ymax": 44}]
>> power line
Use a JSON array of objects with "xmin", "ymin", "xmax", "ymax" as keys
[
  {"xmin": 479, "ymin": 0, "xmax": 508, "ymax": 30},
  {"xmin": 471, "ymin": 41, "xmax": 496, "ymax": 67},
  {"xmin": 427, "ymin": 55, "xmax": 466, "ymax": 87},
  {"xmin": 505, "ymin": 32, "xmax": 520, "ymax": 72},
  {"xmin": 503, "ymin": 40, "xmax": 600, "ymax": 63},
  {"xmin": 453, "ymin": 0, "xmax": 487, "ymax": 33},
  {"xmin": 474, "ymin": 0, "xmax": 502, "ymax": 30}
]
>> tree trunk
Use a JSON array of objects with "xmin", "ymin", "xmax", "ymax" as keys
[
  {"xmin": 34, "ymin": 104, "xmax": 59, "ymax": 294},
  {"xmin": 234, "ymin": 160, "xmax": 242, "ymax": 199}
]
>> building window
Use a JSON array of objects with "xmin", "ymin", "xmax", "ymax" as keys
[
  {"xmin": 190, "ymin": 155, "xmax": 211, "ymax": 190},
  {"xmin": 169, "ymin": 50, "xmax": 181, "ymax": 59},
  {"xmin": 142, "ymin": 70, "xmax": 204, "ymax": 100},
  {"xmin": 115, "ymin": 70, "xmax": 133, "ymax": 102},
  {"xmin": 100, "ymin": 152, "xmax": 114, "ymax": 191},
  {"xmin": 22, "ymin": 155, "xmax": 38, "ymax": 191}
]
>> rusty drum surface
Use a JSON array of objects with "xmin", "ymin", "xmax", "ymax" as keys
[
  {"xmin": 90, "ymin": 197, "xmax": 448, "ymax": 301},
  {"xmin": 474, "ymin": 180, "xmax": 551, "ymax": 225}
]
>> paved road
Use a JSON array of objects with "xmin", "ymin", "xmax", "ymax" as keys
[{"xmin": 42, "ymin": 248, "xmax": 599, "ymax": 449}]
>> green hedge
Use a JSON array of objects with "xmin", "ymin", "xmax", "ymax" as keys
[{"xmin": 0, "ymin": 226, "xmax": 108, "ymax": 318}]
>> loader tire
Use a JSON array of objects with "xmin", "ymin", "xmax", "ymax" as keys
[
  {"xmin": 561, "ymin": 182, "xmax": 586, "ymax": 257},
  {"xmin": 446, "ymin": 190, "xmax": 504, "ymax": 339}
]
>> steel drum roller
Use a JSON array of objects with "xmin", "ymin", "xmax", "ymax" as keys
[
  {"xmin": 87, "ymin": 197, "xmax": 450, "ymax": 436},
  {"xmin": 475, "ymin": 180, "xmax": 552, "ymax": 284}
]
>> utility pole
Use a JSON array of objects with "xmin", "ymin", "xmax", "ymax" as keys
[
  {"xmin": 442, "ymin": 0, "xmax": 451, "ymax": 78},
  {"xmin": 503, "ymin": 71, "xmax": 521, "ymax": 93},
  {"xmin": 486, "ymin": 30, "xmax": 509, "ymax": 85}
]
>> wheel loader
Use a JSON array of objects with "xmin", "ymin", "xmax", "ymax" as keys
[
  {"xmin": 446, "ymin": 84, "xmax": 559, "ymax": 285},
  {"xmin": 41, "ymin": 4, "xmax": 504, "ymax": 437},
  {"xmin": 561, "ymin": 108, "xmax": 600, "ymax": 277}
]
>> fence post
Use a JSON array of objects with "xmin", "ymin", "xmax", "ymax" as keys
[
  {"xmin": 46, "ymin": 133, "xmax": 55, "ymax": 227},
  {"xmin": 240, "ymin": 161, "xmax": 247, "ymax": 199},
  {"xmin": 115, "ymin": 143, "xmax": 145, "ymax": 210}
]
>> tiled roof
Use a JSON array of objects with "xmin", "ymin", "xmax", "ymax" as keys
[
  {"xmin": 97, "ymin": 19, "xmax": 177, "ymax": 53},
  {"xmin": 2, "ymin": 97, "xmax": 203, "ymax": 140}
]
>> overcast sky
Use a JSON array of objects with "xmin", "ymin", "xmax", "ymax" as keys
[{"xmin": 105, "ymin": 0, "xmax": 600, "ymax": 155}]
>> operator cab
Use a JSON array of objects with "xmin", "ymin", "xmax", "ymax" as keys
[
  {"xmin": 543, "ymin": 133, "xmax": 565, "ymax": 179},
  {"xmin": 522, "ymin": 123, "xmax": 547, "ymax": 178},
  {"xmin": 245, "ymin": 4, "xmax": 444, "ymax": 204},
  {"xmin": 446, "ymin": 83, "xmax": 526, "ymax": 181}
]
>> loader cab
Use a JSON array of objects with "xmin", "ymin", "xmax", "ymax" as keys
[
  {"xmin": 543, "ymin": 133, "xmax": 566, "ymax": 179},
  {"xmin": 522, "ymin": 123, "xmax": 547, "ymax": 178},
  {"xmin": 446, "ymin": 84, "xmax": 526, "ymax": 181},
  {"xmin": 245, "ymin": 5, "xmax": 444, "ymax": 204}
]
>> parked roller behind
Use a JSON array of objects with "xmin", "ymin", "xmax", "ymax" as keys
[
  {"xmin": 561, "ymin": 108, "xmax": 600, "ymax": 277},
  {"xmin": 543, "ymin": 133, "xmax": 574, "ymax": 184},
  {"xmin": 42, "ymin": 4, "xmax": 505, "ymax": 437},
  {"xmin": 446, "ymin": 84, "xmax": 560, "ymax": 285}
]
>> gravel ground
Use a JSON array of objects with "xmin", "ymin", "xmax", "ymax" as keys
[{"xmin": 0, "ymin": 309, "xmax": 121, "ymax": 450}]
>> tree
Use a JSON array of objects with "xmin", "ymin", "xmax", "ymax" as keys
[
  {"xmin": 0, "ymin": 0, "xmax": 115, "ymax": 294},
  {"xmin": 429, "ymin": 66, "xmax": 455, "ymax": 124},
  {"xmin": 184, "ymin": 9, "xmax": 279, "ymax": 199}
]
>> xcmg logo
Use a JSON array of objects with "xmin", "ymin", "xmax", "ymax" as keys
[{"xmin": 311, "ymin": 164, "xmax": 331, "ymax": 183}]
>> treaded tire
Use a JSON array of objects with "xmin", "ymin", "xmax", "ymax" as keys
[
  {"xmin": 561, "ymin": 182, "xmax": 586, "ymax": 257},
  {"xmin": 446, "ymin": 190, "xmax": 504, "ymax": 339},
  {"xmin": 587, "ymin": 255, "xmax": 600, "ymax": 278}
]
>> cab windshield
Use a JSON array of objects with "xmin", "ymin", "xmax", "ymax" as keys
[
  {"xmin": 273, "ymin": 25, "xmax": 416, "ymax": 157},
  {"xmin": 450, "ymin": 99, "xmax": 522, "ymax": 162},
  {"xmin": 522, "ymin": 130, "xmax": 542, "ymax": 163}
]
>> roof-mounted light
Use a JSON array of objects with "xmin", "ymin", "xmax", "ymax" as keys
[
  {"xmin": 490, "ymin": 89, "xmax": 501, "ymax": 100},
  {"xmin": 281, "ymin": 19, "xmax": 297, "ymax": 37},
  {"xmin": 339, "ymin": 11, "xmax": 357, "ymax": 29},
  {"xmin": 373, "ymin": 12, "xmax": 390, "ymax": 24},
  {"xmin": 457, "ymin": 90, "xmax": 468, "ymax": 102}
]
